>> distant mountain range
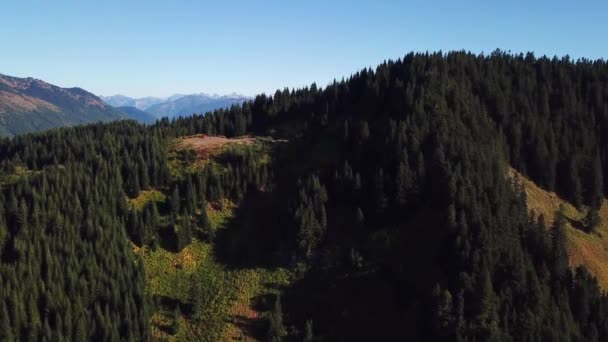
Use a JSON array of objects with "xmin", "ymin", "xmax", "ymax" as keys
[
  {"xmin": 100, "ymin": 94, "xmax": 186, "ymax": 111},
  {"xmin": 116, "ymin": 106, "xmax": 157, "ymax": 124},
  {"xmin": 0, "ymin": 72, "xmax": 251, "ymax": 137},
  {"xmin": 100, "ymin": 93, "xmax": 251, "ymax": 119},
  {"xmin": 0, "ymin": 73, "xmax": 127, "ymax": 137}
]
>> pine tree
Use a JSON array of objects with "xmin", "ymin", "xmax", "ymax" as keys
[
  {"xmin": 170, "ymin": 187, "xmax": 180, "ymax": 214},
  {"xmin": 0, "ymin": 304, "xmax": 13, "ymax": 341},
  {"xmin": 355, "ymin": 207, "xmax": 365, "ymax": 228},
  {"xmin": 199, "ymin": 201, "xmax": 213, "ymax": 241},
  {"xmin": 267, "ymin": 295, "xmax": 287, "ymax": 342},
  {"xmin": 373, "ymin": 168, "xmax": 388, "ymax": 214},
  {"xmin": 568, "ymin": 158, "xmax": 583, "ymax": 208},
  {"xmin": 170, "ymin": 306, "xmax": 180, "ymax": 335},
  {"xmin": 584, "ymin": 207, "xmax": 601, "ymax": 233},
  {"xmin": 551, "ymin": 205, "xmax": 570, "ymax": 278},
  {"xmin": 395, "ymin": 160, "xmax": 412, "ymax": 207},
  {"xmin": 359, "ymin": 120, "xmax": 370, "ymax": 140},
  {"xmin": 304, "ymin": 319, "xmax": 314, "ymax": 342}
]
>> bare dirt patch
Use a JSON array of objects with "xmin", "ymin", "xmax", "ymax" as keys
[
  {"xmin": 182, "ymin": 135, "xmax": 254, "ymax": 150},
  {"xmin": 177, "ymin": 135, "xmax": 256, "ymax": 160}
]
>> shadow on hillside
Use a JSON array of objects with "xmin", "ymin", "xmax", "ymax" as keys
[
  {"xmin": 152, "ymin": 294, "xmax": 194, "ymax": 316},
  {"xmin": 212, "ymin": 189, "xmax": 286, "ymax": 269},
  {"xmin": 151, "ymin": 294, "xmax": 195, "ymax": 335},
  {"xmin": 227, "ymin": 314, "xmax": 267, "ymax": 341},
  {"xmin": 157, "ymin": 226, "xmax": 180, "ymax": 252},
  {"xmin": 566, "ymin": 217, "xmax": 589, "ymax": 233},
  {"xmin": 227, "ymin": 293, "xmax": 277, "ymax": 340}
]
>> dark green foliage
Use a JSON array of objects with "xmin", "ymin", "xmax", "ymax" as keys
[
  {"xmin": 584, "ymin": 207, "xmax": 601, "ymax": 232},
  {"xmin": 170, "ymin": 186, "xmax": 181, "ymax": 213},
  {"xmin": 1, "ymin": 50, "xmax": 608, "ymax": 341},
  {"xmin": 292, "ymin": 176, "xmax": 328, "ymax": 260},
  {"xmin": 267, "ymin": 295, "xmax": 287, "ymax": 342},
  {"xmin": 552, "ymin": 205, "xmax": 570, "ymax": 278},
  {"xmin": 197, "ymin": 199, "xmax": 213, "ymax": 241},
  {"xmin": 304, "ymin": 319, "xmax": 314, "ymax": 342},
  {"xmin": 170, "ymin": 306, "xmax": 180, "ymax": 335}
]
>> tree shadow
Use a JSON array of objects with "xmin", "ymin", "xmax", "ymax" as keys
[
  {"xmin": 212, "ymin": 189, "xmax": 286, "ymax": 269},
  {"xmin": 226, "ymin": 314, "xmax": 267, "ymax": 341},
  {"xmin": 156, "ymin": 223, "xmax": 187, "ymax": 253},
  {"xmin": 152, "ymin": 294, "xmax": 194, "ymax": 316},
  {"xmin": 566, "ymin": 217, "xmax": 589, "ymax": 233}
]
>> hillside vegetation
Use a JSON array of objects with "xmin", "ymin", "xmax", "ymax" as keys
[
  {"xmin": 135, "ymin": 136, "xmax": 293, "ymax": 341},
  {"xmin": 0, "ymin": 73, "xmax": 126, "ymax": 136},
  {"xmin": 509, "ymin": 167, "xmax": 608, "ymax": 289},
  {"xmin": 2, "ymin": 51, "xmax": 608, "ymax": 341}
]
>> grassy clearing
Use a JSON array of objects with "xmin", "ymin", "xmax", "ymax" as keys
[
  {"xmin": 166, "ymin": 140, "xmax": 209, "ymax": 178},
  {"xmin": 207, "ymin": 198, "xmax": 236, "ymax": 231},
  {"xmin": 0, "ymin": 165, "xmax": 38, "ymax": 186},
  {"xmin": 508, "ymin": 167, "xmax": 608, "ymax": 289},
  {"xmin": 167, "ymin": 136, "xmax": 258, "ymax": 178},
  {"xmin": 128, "ymin": 189, "xmax": 167, "ymax": 211},
  {"xmin": 140, "ymin": 205, "xmax": 292, "ymax": 341},
  {"xmin": 167, "ymin": 135, "xmax": 280, "ymax": 179},
  {"xmin": 140, "ymin": 134, "xmax": 293, "ymax": 341}
]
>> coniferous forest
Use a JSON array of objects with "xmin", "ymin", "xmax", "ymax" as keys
[{"xmin": 1, "ymin": 51, "xmax": 608, "ymax": 341}]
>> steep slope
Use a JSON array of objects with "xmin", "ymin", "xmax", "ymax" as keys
[
  {"xmin": 145, "ymin": 93, "xmax": 250, "ymax": 118},
  {"xmin": 0, "ymin": 73, "xmax": 126, "ymax": 136},
  {"xmin": 509, "ymin": 167, "xmax": 608, "ymax": 289},
  {"xmin": 117, "ymin": 106, "xmax": 158, "ymax": 124}
]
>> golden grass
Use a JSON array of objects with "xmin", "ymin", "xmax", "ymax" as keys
[
  {"xmin": 141, "ymin": 201, "xmax": 292, "ymax": 341},
  {"xmin": 143, "ymin": 135, "xmax": 293, "ymax": 340},
  {"xmin": 127, "ymin": 189, "xmax": 166, "ymax": 211},
  {"xmin": 508, "ymin": 167, "xmax": 608, "ymax": 289},
  {"xmin": 207, "ymin": 198, "xmax": 236, "ymax": 231}
]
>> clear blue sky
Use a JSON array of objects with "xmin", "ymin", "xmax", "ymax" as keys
[{"xmin": 1, "ymin": 1, "xmax": 606, "ymax": 98}]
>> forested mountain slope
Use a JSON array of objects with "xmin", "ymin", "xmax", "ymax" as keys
[
  {"xmin": 509, "ymin": 167, "xmax": 608, "ymax": 289},
  {"xmin": 0, "ymin": 74, "xmax": 126, "ymax": 136},
  {"xmin": 1, "ymin": 51, "xmax": 608, "ymax": 341}
]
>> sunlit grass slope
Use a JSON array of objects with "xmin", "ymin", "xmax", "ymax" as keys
[{"xmin": 509, "ymin": 167, "xmax": 608, "ymax": 289}]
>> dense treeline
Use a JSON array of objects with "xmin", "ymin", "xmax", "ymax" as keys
[
  {"xmin": 0, "ymin": 120, "xmax": 274, "ymax": 340},
  {"xmin": 169, "ymin": 51, "xmax": 608, "ymax": 217},
  {"xmin": 161, "ymin": 51, "xmax": 608, "ymax": 340},
  {"xmin": 0, "ymin": 162, "xmax": 149, "ymax": 341},
  {"xmin": 0, "ymin": 50, "xmax": 607, "ymax": 341},
  {"xmin": 0, "ymin": 122, "xmax": 164, "ymax": 341}
]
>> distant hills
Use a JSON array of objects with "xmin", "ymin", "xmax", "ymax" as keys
[
  {"xmin": 101, "ymin": 93, "xmax": 251, "ymax": 119},
  {"xmin": 101, "ymin": 94, "xmax": 186, "ymax": 111},
  {"xmin": 0, "ymin": 72, "xmax": 252, "ymax": 137},
  {"xmin": 0, "ymin": 73, "xmax": 127, "ymax": 137},
  {"xmin": 116, "ymin": 106, "xmax": 157, "ymax": 124}
]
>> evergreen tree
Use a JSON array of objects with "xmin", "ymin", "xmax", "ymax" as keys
[
  {"xmin": 304, "ymin": 319, "xmax": 314, "ymax": 342},
  {"xmin": 267, "ymin": 296, "xmax": 287, "ymax": 342},
  {"xmin": 170, "ymin": 306, "xmax": 180, "ymax": 335},
  {"xmin": 552, "ymin": 205, "xmax": 570, "ymax": 278},
  {"xmin": 170, "ymin": 186, "xmax": 180, "ymax": 214}
]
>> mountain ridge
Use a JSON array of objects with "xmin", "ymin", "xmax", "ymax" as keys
[
  {"xmin": 144, "ymin": 93, "xmax": 251, "ymax": 118},
  {"xmin": 101, "ymin": 93, "xmax": 251, "ymax": 118},
  {"xmin": 0, "ymin": 73, "xmax": 127, "ymax": 137}
]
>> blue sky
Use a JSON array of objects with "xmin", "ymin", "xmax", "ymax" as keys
[{"xmin": 1, "ymin": 1, "xmax": 606, "ymax": 97}]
